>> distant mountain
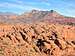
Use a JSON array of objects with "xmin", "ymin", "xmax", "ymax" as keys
[
  {"xmin": 44, "ymin": 10, "xmax": 63, "ymax": 18},
  {"xmin": 19, "ymin": 10, "xmax": 62, "ymax": 19},
  {"xmin": 15, "ymin": 10, "xmax": 50, "ymax": 23},
  {"xmin": 0, "ymin": 12, "xmax": 18, "ymax": 24},
  {"xmin": 0, "ymin": 12, "xmax": 17, "ymax": 19},
  {"xmin": 42, "ymin": 10, "xmax": 75, "ymax": 24},
  {"xmin": 0, "ymin": 10, "xmax": 75, "ymax": 24},
  {"xmin": 18, "ymin": 10, "xmax": 50, "ymax": 19},
  {"xmin": 0, "ymin": 12, "xmax": 17, "ymax": 16},
  {"xmin": 17, "ymin": 10, "xmax": 75, "ymax": 23}
]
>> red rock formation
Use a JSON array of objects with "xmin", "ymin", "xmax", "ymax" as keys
[{"xmin": 0, "ymin": 22, "xmax": 75, "ymax": 56}]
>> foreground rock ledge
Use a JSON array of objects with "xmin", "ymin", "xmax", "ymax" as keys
[{"xmin": 0, "ymin": 22, "xmax": 75, "ymax": 56}]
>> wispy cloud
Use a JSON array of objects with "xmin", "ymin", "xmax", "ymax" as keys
[
  {"xmin": 0, "ymin": 1, "xmax": 49, "ymax": 14},
  {"xmin": 0, "ymin": 0, "xmax": 75, "ymax": 17},
  {"xmin": 0, "ymin": 2, "xmax": 23, "ymax": 9}
]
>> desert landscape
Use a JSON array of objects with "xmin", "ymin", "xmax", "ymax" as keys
[
  {"xmin": 0, "ymin": 0, "xmax": 75, "ymax": 56},
  {"xmin": 0, "ymin": 9, "xmax": 75, "ymax": 56}
]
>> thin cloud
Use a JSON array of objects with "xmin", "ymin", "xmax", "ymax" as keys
[
  {"xmin": 0, "ymin": 2, "xmax": 49, "ymax": 13},
  {"xmin": 0, "ymin": 0, "xmax": 75, "ymax": 17},
  {"xmin": 0, "ymin": 2, "xmax": 23, "ymax": 9}
]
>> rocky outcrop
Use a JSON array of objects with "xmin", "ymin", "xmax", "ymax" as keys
[{"xmin": 0, "ymin": 22, "xmax": 75, "ymax": 56}]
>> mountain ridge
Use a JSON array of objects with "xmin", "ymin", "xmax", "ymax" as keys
[{"xmin": 0, "ymin": 10, "xmax": 75, "ymax": 24}]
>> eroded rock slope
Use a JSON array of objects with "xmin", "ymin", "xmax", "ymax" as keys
[{"xmin": 0, "ymin": 22, "xmax": 75, "ymax": 56}]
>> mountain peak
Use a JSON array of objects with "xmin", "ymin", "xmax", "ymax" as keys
[
  {"xmin": 50, "ymin": 10, "xmax": 58, "ymax": 13},
  {"xmin": 50, "ymin": 10, "xmax": 54, "ymax": 13},
  {"xmin": 49, "ymin": 10, "xmax": 61, "ymax": 17},
  {"xmin": 31, "ymin": 9, "xmax": 39, "ymax": 13},
  {"xmin": 0, "ymin": 12, "xmax": 17, "ymax": 16}
]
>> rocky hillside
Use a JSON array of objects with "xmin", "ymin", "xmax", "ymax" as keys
[{"xmin": 0, "ymin": 22, "xmax": 75, "ymax": 56}]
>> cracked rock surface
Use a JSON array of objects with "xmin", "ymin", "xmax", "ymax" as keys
[{"xmin": 0, "ymin": 22, "xmax": 75, "ymax": 56}]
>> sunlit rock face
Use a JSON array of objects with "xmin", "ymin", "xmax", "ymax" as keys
[{"xmin": 0, "ymin": 22, "xmax": 75, "ymax": 56}]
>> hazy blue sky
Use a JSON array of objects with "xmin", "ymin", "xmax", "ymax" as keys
[{"xmin": 0, "ymin": 0, "xmax": 75, "ymax": 17}]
